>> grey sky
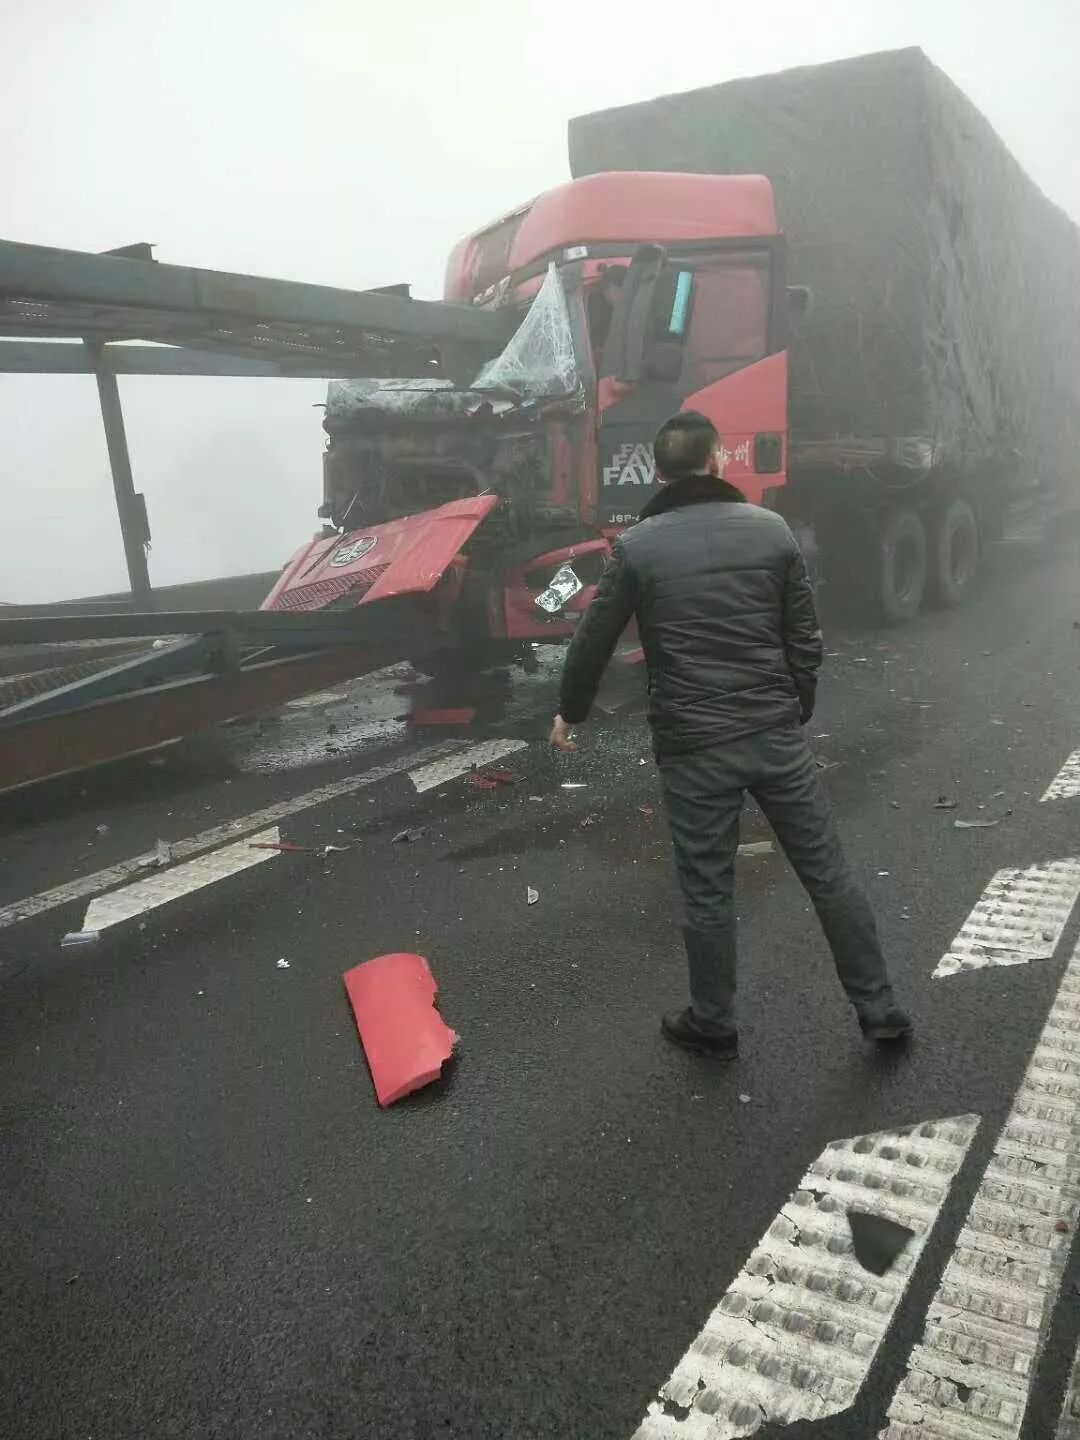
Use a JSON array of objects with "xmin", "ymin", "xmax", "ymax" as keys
[{"xmin": 2, "ymin": 0, "xmax": 1077, "ymax": 601}]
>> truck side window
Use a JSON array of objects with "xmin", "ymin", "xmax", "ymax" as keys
[{"xmin": 680, "ymin": 254, "xmax": 771, "ymax": 389}]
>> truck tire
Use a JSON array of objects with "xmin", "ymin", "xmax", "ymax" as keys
[
  {"xmin": 876, "ymin": 508, "xmax": 927, "ymax": 623},
  {"xmin": 931, "ymin": 497, "xmax": 979, "ymax": 607}
]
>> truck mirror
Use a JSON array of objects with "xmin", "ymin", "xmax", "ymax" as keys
[
  {"xmin": 787, "ymin": 285, "xmax": 813, "ymax": 321},
  {"xmin": 605, "ymin": 243, "xmax": 667, "ymax": 384},
  {"xmin": 643, "ymin": 341, "xmax": 684, "ymax": 383}
]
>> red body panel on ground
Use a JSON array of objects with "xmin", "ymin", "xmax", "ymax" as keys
[{"xmin": 343, "ymin": 953, "xmax": 458, "ymax": 1107}]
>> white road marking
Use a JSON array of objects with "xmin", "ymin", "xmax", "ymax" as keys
[
  {"xmin": 1057, "ymin": 1340, "xmax": 1080, "ymax": 1438},
  {"xmin": 80, "ymin": 827, "xmax": 281, "ymax": 932},
  {"xmin": 0, "ymin": 737, "xmax": 471, "ymax": 931},
  {"xmin": 933, "ymin": 859, "xmax": 1080, "ymax": 978},
  {"xmin": 881, "ymin": 936, "xmax": 1080, "ymax": 1439},
  {"xmin": 408, "ymin": 738, "xmax": 528, "ymax": 793},
  {"xmin": 1043, "ymin": 751, "xmax": 1080, "ymax": 802},
  {"xmin": 631, "ymin": 1114, "xmax": 980, "ymax": 1438}
]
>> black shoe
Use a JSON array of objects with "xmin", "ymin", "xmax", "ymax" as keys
[
  {"xmin": 661, "ymin": 1008, "xmax": 738, "ymax": 1059},
  {"xmin": 859, "ymin": 1006, "xmax": 913, "ymax": 1042}
]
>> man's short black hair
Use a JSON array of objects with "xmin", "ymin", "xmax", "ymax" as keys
[{"xmin": 653, "ymin": 411, "xmax": 719, "ymax": 479}]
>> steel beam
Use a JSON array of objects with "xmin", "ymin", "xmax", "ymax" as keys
[
  {"xmin": 85, "ymin": 341, "xmax": 152, "ymax": 607},
  {"xmin": 0, "ymin": 608, "xmax": 382, "ymax": 644},
  {"xmin": 0, "ymin": 340, "xmax": 352, "ymax": 377},
  {"xmin": 0, "ymin": 237, "xmax": 513, "ymax": 348},
  {"xmin": 0, "ymin": 646, "xmax": 397, "ymax": 794}
]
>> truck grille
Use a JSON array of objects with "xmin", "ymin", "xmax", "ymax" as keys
[{"xmin": 271, "ymin": 566, "xmax": 389, "ymax": 612}]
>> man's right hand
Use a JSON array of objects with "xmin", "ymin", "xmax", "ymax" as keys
[{"xmin": 549, "ymin": 715, "xmax": 577, "ymax": 752}]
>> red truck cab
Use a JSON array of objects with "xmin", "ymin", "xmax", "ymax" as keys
[
  {"xmin": 445, "ymin": 171, "xmax": 790, "ymax": 523},
  {"xmin": 265, "ymin": 172, "xmax": 791, "ymax": 662}
]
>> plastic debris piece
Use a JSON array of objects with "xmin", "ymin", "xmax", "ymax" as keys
[
  {"xmin": 467, "ymin": 773, "xmax": 499, "ymax": 790},
  {"xmin": 61, "ymin": 930, "xmax": 100, "ymax": 949},
  {"xmin": 392, "ymin": 828, "xmax": 427, "ymax": 844},
  {"xmin": 137, "ymin": 838, "xmax": 174, "ymax": 870},
  {"xmin": 848, "ymin": 1210, "xmax": 915, "ymax": 1275},
  {"xmin": 409, "ymin": 708, "xmax": 477, "ymax": 727},
  {"xmin": 343, "ymin": 952, "xmax": 458, "ymax": 1107},
  {"xmin": 954, "ymin": 818, "xmax": 1000, "ymax": 829},
  {"xmin": 639, "ymin": 805, "xmax": 655, "ymax": 817},
  {"xmin": 527, "ymin": 887, "xmax": 540, "ymax": 905},
  {"xmin": 319, "ymin": 845, "xmax": 350, "ymax": 856},
  {"xmin": 250, "ymin": 840, "xmax": 308, "ymax": 852},
  {"xmin": 484, "ymin": 769, "xmax": 524, "ymax": 785},
  {"xmin": 95, "ymin": 824, "xmax": 110, "ymax": 836},
  {"xmin": 276, "ymin": 958, "xmax": 291, "ymax": 969},
  {"xmin": 933, "ymin": 797, "xmax": 959, "ymax": 810},
  {"xmin": 738, "ymin": 1093, "xmax": 752, "ymax": 1104},
  {"xmin": 889, "ymin": 801, "xmax": 901, "ymax": 810},
  {"xmin": 580, "ymin": 813, "xmax": 600, "ymax": 829},
  {"xmin": 561, "ymin": 782, "xmax": 587, "ymax": 789},
  {"xmin": 737, "ymin": 841, "xmax": 774, "ymax": 856}
]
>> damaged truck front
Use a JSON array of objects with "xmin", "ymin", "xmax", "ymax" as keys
[{"xmin": 262, "ymin": 266, "xmax": 610, "ymax": 668}]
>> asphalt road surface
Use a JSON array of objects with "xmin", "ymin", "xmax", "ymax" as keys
[{"xmin": 3, "ymin": 528, "xmax": 1080, "ymax": 1440}]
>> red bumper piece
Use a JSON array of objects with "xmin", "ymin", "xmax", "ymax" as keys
[{"xmin": 343, "ymin": 952, "xmax": 459, "ymax": 1107}]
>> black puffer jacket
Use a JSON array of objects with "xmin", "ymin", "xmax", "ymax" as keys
[{"xmin": 558, "ymin": 474, "xmax": 822, "ymax": 755}]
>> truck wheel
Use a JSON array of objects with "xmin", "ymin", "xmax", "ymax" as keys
[
  {"xmin": 931, "ymin": 498, "xmax": 979, "ymax": 607},
  {"xmin": 876, "ymin": 508, "xmax": 927, "ymax": 623}
]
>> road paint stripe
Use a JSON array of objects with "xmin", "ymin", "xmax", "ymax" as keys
[
  {"xmin": 1043, "ymin": 751, "xmax": 1080, "ymax": 802},
  {"xmin": 0, "ymin": 737, "xmax": 471, "ymax": 931},
  {"xmin": 1056, "ymin": 1339, "xmax": 1080, "ymax": 1438},
  {"xmin": 409, "ymin": 738, "xmax": 528, "ymax": 793},
  {"xmin": 631, "ymin": 1114, "xmax": 980, "ymax": 1439},
  {"xmin": 881, "ymin": 937, "xmax": 1080, "ymax": 1439},
  {"xmin": 933, "ymin": 859, "xmax": 1080, "ymax": 978},
  {"xmin": 81, "ymin": 827, "xmax": 281, "ymax": 932}
]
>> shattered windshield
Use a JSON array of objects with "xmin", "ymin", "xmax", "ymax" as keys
[{"xmin": 325, "ymin": 264, "xmax": 581, "ymax": 422}]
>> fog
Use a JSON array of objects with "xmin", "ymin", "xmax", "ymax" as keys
[{"xmin": 1, "ymin": 0, "xmax": 1076, "ymax": 602}]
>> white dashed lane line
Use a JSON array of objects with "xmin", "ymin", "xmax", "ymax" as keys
[
  {"xmin": 1043, "ymin": 751, "xmax": 1080, "ymax": 802},
  {"xmin": 882, "ymin": 934, "xmax": 1080, "ymax": 1438},
  {"xmin": 631, "ymin": 1115, "xmax": 980, "ymax": 1438},
  {"xmin": 80, "ymin": 827, "xmax": 282, "ymax": 933},
  {"xmin": 933, "ymin": 859, "xmax": 1080, "ymax": 978},
  {"xmin": 0, "ymin": 735, "xmax": 517, "ymax": 930}
]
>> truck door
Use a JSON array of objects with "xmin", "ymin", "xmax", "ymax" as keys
[{"xmin": 595, "ymin": 243, "xmax": 788, "ymax": 523}]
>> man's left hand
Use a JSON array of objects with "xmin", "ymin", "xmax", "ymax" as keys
[{"xmin": 549, "ymin": 715, "xmax": 577, "ymax": 752}]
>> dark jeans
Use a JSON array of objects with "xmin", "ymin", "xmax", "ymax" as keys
[{"xmin": 657, "ymin": 723, "xmax": 895, "ymax": 1033}]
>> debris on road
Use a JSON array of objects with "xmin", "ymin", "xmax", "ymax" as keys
[
  {"xmin": 953, "ymin": 818, "xmax": 1001, "ymax": 829},
  {"xmin": 250, "ymin": 840, "xmax": 308, "ymax": 853},
  {"xmin": 639, "ymin": 805, "xmax": 655, "ymax": 817},
  {"xmin": 527, "ymin": 886, "xmax": 540, "ymax": 905},
  {"xmin": 318, "ymin": 845, "xmax": 350, "ymax": 856},
  {"xmin": 137, "ymin": 838, "xmax": 174, "ymax": 870},
  {"xmin": 60, "ymin": 930, "xmax": 100, "ymax": 950},
  {"xmin": 276, "ymin": 958, "xmax": 291, "ymax": 969},
  {"xmin": 580, "ymin": 813, "xmax": 600, "ymax": 829},
  {"xmin": 738, "ymin": 1094, "xmax": 752, "ymax": 1104},
  {"xmin": 485, "ymin": 768, "xmax": 524, "ymax": 786},
  {"xmin": 737, "ymin": 841, "xmax": 775, "ymax": 857},
  {"xmin": 847, "ymin": 1210, "xmax": 914, "ymax": 1275},
  {"xmin": 343, "ymin": 952, "xmax": 458, "ymax": 1107},
  {"xmin": 933, "ymin": 797, "xmax": 959, "ymax": 810},
  {"xmin": 392, "ymin": 827, "xmax": 427, "ymax": 844},
  {"xmin": 409, "ymin": 708, "xmax": 477, "ymax": 727},
  {"xmin": 561, "ymin": 782, "xmax": 587, "ymax": 789},
  {"xmin": 95, "ymin": 824, "xmax": 110, "ymax": 837}
]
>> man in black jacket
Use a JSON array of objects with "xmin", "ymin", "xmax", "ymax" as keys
[{"xmin": 550, "ymin": 412, "xmax": 910, "ymax": 1057}]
